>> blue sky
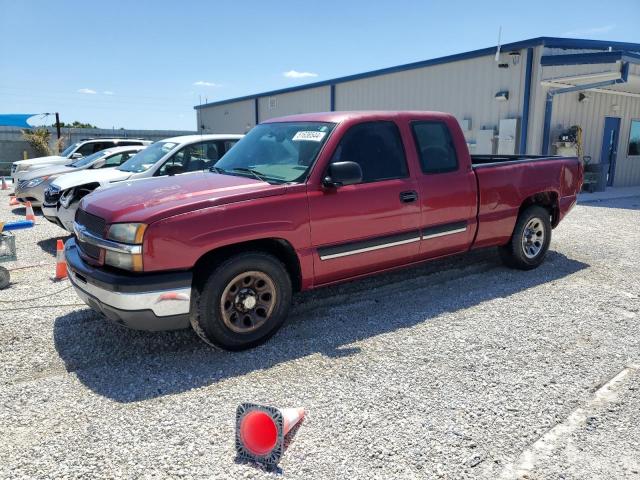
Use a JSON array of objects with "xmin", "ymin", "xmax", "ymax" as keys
[{"xmin": 1, "ymin": 0, "xmax": 638, "ymax": 131}]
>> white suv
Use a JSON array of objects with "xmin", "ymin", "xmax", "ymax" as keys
[
  {"xmin": 42, "ymin": 134, "xmax": 243, "ymax": 232},
  {"xmin": 11, "ymin": 138, "xmax": 151, "ymax": 182}
]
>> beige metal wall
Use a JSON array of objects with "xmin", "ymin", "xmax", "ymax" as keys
[
  {"xmin": 257, "ymin": 86, "xmax": 331, "ymax": 122},
  {"xmin": 528, "ymin": 47, "xmax": 640, "ymax": 186},
  {"xmin": 197, "ymin": 99, "xmax": 255, "ymax": 134},
  {"xmin": 334, "ymin": 51, "xmax": 528, "ymax": 150},
  {"xmin": 551, "ymin": 90, "xmax": 640, "ymax": 187}
]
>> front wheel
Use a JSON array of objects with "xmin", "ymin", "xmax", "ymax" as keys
[
  {"xmin": 499, "ymin": 205, "xmax": 552, "ymax": 270},
  {"xmin": 190, "ymin": 252, "xmax": 292, "ymax": 350}
]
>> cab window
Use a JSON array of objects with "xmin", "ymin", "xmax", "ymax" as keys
[
  {"xmin": 411, "ymin": 121, "xmax": 458, "ymax": 173},
  {"xmin": 329, "ymin": 121, "xmax": 408, "ymax": 183}
]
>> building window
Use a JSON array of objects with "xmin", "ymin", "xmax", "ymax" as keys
[{"xmin": 628, "ymin": 120, "xmax": 640, "ymax": 156}]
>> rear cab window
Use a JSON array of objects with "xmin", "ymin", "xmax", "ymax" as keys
[
  {"xmin": 411, "ymin": 121, "xmax": 458, "ymax": 174},
  {"xmin": 330, "ymin": 121, "xmax": 408, "ymax": 183}
]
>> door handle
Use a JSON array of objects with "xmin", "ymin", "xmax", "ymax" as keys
[{"xmin": 399, "ymin": 190, "xmax": 418, "ymax": 203}]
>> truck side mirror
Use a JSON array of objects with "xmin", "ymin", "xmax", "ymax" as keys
[
  {"xmin": 92, "ymin": 159, "xmax": 106, "ymax": 169},
  {"xmin": 70, "ymin": 153, "xmax": 83, "ymax": 159},
  {"xmin": 323, "ymin": 161, "xmax": 363, "ymax": 188},
  {"xmin": 165, "ymin": 164, "xmax": 185, "ymax": 176}
]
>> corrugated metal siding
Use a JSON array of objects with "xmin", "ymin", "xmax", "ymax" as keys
[
  {"xmin": 197, "ymin": 99, "xmax": 255, "ymax": 134},
  {"xmin": 550, "ymin": 91, "xmax": 640, "ymax": 186},
  {"xmin": 334, "ymin": 52, "xmax": 527, "ymax": 150},
  {"xmin": 257, "ymin": 86, "xmax": 331, "ymax": 121}
]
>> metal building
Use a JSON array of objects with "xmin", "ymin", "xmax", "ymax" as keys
[{"xmin": 195, "ymin": 37, "xmax": 640, "ymax": 187}]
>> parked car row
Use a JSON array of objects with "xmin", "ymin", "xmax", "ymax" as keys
[
  {"xmin": 11, "ymin": 137, "xmax": 151, "ymax": 182},
  {"xmin": 52, "ymin": 111, "xmax": 582, "ymax": 351}
]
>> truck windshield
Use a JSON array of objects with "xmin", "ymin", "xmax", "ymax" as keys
[
  {"xmin": 69, "ymin": 150, "xmax": 108, "ymax": 168},
  {"xmin": 61, "ymin": 143, "xmax": 80, "ymax": 157},
  {"xmin": 213, "ymin": 122, "xmax": 335, "ymax": 183},
  {"xmin": 118, "ymin": 141, "xmax": 177, "ymax": 173}
]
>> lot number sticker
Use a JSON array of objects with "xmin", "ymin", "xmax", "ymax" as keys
[{"xmin": 292, "ymin": 131, "xmax": 326, "ymax": 142}]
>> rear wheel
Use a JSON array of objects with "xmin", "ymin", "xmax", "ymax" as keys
[
  {"xmin": 499, "ymin": 205, "xmax": 552, "ymax": 270},
  {"xmin": 190, "ymin": 252, "xmax": 292, "ymax": 350}
]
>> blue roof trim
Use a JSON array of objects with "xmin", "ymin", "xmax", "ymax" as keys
[
  {"xmin": 541, "ymin": 51, "xmax": 640, "ymax": 66},
  {"xmin": 194, "ymin": 36, "xmax": 640, "ymax": 110}
]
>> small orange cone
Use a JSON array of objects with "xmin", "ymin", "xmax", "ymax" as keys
[
  {"xmin": 55, "ymin": 239, "xmax": 67, "ymax": 280},
  {"xmin": 236, "ymin": 403, "xmax": 305, "ymax": 465},
  {"xmin": 25, "ymin": 201, "xmax": 36, "ymax": 222},
  {"xmin": 9, "ymin": 196, "xmax": 19, "ymax": 206},
  {"xmin": 1, "ymin": 177, "xmax": 7, "ymax": 190}
]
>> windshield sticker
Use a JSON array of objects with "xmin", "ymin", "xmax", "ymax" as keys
[{"xmin": 292, "ymin": 131, "xmax": 326, "ymax": 142}]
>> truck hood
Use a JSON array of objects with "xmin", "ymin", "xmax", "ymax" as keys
[
  {"xmin": 19, "ymin": 164, "xmax": 77, "ymax": 181},
  {"xmin": 51, "ymin": 168, "xmax": 131, "ymax": 191},
  {"xmin": 15, "ymin": 155, "xmax": 67, "ymax": 167},
  {"xmin": 80, "ymin": 172, "xmax": 285, "ymax": 224}
]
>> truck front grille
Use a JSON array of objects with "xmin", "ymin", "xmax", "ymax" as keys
[
  {"xmin": 75, "ymin": 209, "xmax": 106, "ymax": 261},
  {"xmin": 75, "ymin": 209, "xmax": 106, "ymax": 237}
]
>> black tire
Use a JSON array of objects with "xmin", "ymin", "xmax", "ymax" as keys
[
  {"xmin": 499, "ymin": 205, "xmax": 552, "ymax": 270},
  {"xmin": 190, "ymin": 252, "xmax": 292, "ymax": 350}
]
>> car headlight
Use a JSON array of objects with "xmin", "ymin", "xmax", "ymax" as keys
[
  {"xmin": 104, "ymin": 250, "xmax": 143, "ymax": 271},
  {"xmin": 104, "ymin": 223, "xmax": 147, "ymax": 271},
  {"xmin": 106, "ymin": 223, "xmax": 147, "ymax": 244},
  {"xmin": 24, "ymin": 176, "xmax": 48, "ymax": 188}
]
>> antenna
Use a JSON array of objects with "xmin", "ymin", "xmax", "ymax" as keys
[{"xmin": 495, "ymin": 26, "xmax": 502, "ymax": 63}]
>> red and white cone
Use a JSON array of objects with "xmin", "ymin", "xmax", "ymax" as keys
[
  {"xmin": 25, "ymin": 201, "xmax": 36, "ymax": 222},
  {"xmin": 236, "ymin": 403, "xmax": 305, "ymax": 465},
  {"xmin": 1, "ymin": 177, "xmax": 7, "ymax": 190},
  {"xmin": 9, "ymin": 196, "xmax": 19, "ymax": 206},
  {"xmin": 55, "ymin": 239, "xmax": 67, "ymax": 280}
]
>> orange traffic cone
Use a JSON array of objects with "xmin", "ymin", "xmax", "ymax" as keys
[
  {"xmin": 55, "ymin": 239, "xmax": 67, "ymax": 280},
  {"xmin": 1, "ymin": 177, "xmax": 7, "ymax": 190},
  {"xmin": 25, "ymin": 201, "xmax": 36, "ymax": 222},
  {"xmin": 9, "ymin": 196, "xmax": 19, "ymax": 206},
  {"xmin": 236, "ymin": 403, "xmax": 305, "ymax": 465}
]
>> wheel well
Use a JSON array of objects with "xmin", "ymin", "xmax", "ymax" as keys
[
  {"xmin": 192, "ymin": 238, "xmax": 302, "ymax": 292},
  {"xmin": 519, "ymin": 191, "xmax": 560, "ymax": 227}
]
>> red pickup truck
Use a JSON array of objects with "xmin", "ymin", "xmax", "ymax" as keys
[{"xmin": 65, "ymin": 111, "xmax": 582, "ymax": 350}]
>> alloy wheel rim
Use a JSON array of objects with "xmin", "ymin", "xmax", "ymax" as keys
[
  {"xmin": 521, "ymin": 217, "xmax": 545, "ymax": 259},
  {"xmin": 220, "ymin": 271, "xmax": 276, "ymax": 333}
]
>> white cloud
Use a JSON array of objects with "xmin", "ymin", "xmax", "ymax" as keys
[
  {"xmin": 283, "ymin": 70, "xmax": 318, "ymax": 79},
  {"xmin": 103, "ymin": 90, "xmax": 114, "ymax": 95},
  {"xmin": 193, "ymin": 81, "xmax": 220, "ymax": 87},
  {"xmin": 77, "ymin": 88, "xmax": 97, "ymax": 94},
  {"xmin": 563, "ymin": 24, "xmax": 615, "ymax": 37}
]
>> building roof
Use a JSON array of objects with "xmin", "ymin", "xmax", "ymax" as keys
[{"xmin": 194, "ymin": 36, "xmax": 640, "ymax": 110}]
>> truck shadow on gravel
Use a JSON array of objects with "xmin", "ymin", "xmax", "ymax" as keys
[
  {"xmin": 37, "ymin": 235, "xmax": 73, "ymax": 257},
  {"xmin": 52, "ymin": 249, "xmax": 588, "ymax": 403}
]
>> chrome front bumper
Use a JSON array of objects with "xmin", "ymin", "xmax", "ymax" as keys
[{"xmin": 65, "ymin": 240, "xmax": 192, "ymax": 331}]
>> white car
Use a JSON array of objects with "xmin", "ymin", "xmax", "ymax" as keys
[
  {"xmin": 42, "ymin": 134, "xmax": 243, "ymax": 232},
  {"xmin": 11, "ymin": 138, "xmax": 151, "ymax": 182}
]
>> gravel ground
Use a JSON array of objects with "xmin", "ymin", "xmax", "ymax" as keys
[{"xmin": 0, "ymin": 189, "xmax": 639, "ymax": 479}]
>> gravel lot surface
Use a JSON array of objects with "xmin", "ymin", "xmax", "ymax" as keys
[{"xmin": 0, "ymin": 189, "xmax": 639, "ymax": 479}]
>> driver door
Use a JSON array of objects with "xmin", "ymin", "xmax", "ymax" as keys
[{"xmin": 308, "ymin": 121, "xmax": 421, "ymax": 285}]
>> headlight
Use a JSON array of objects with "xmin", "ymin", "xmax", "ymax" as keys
[
  {"xmin": 106, "ymin": 223, "xmax": 147, "ymax": 244},
  {"xmin": 24, "ymin": 176, "xmax": 48, "ymax": 188},
  {"xmin": 104, "ymin": 250, "xmax": 143, "ymax": 271},
  {"xmin": 103, "ymin": 223, "xmax": 147, "ymax": 272}
]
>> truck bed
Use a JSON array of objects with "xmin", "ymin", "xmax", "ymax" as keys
[{"xmin": 471, "ymin": 154, "xmax": 559, "ymax": 167}]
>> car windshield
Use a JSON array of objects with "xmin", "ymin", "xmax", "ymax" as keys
[
  {"xmin": 213, "ymin": 122, "xmax": 335, "ymax": 184},
  {"xmin": 61, "ymin": 143, "xmax": 80, "ymax": 157},
  {"xmin": 69, "ymin": 150, "xmax": 108, "ymax": 168},
  {"xmin": 118, "ymin": 141, "xmax": 177, "ymax": 173}
]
